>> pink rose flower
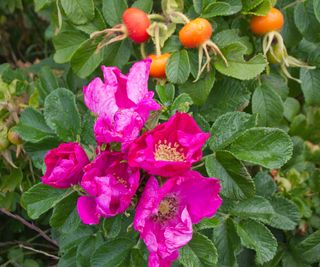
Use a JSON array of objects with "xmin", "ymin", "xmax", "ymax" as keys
[
  {"xmin": 77, "ymin": 151, "xmax": 140, "ymax": 225},
  {"xmin": 41, "ymin": 142, "xmax": 89, "ymax": 189},
  {"xmin": 128, "ymin": 113, "xmax": 210, "ymax": 177},
  {"xmin": 134, "ymin": 171, "xmax": 222, "ymax": 267},
  {"xmin": 83, "ymin": 59, "xmax": 160, "ymax": 146}
]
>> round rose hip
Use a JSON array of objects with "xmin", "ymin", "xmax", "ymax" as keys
[{"xmin": 41, "ymin": 142, "xmax": 89, "ymax": 189}]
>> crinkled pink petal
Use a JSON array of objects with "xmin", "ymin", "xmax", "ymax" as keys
[
  {"xmin": 83, "ymin": 77, "xmax": 118, "ymax": 119},
  {"xmin": 127, "ymin": 59, "xmax": 151, "ymax": 104},
  {"xmin": 94, "ymin": 109, "xmax": 144, "ymax": 145},
  {"xmin": 170, "ymin": 171, "xmax": 222, "ymax": 224},
  {"xmin": 77, "ymin": 196, "xmax": 100, "ymax": 225}
]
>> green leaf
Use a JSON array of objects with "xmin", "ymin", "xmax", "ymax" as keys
[
  {"xmin": 229, "ymin": 196, "xmax": 274, "ymax": 223},
  {"xmin": 58, "ymin": 247, "xmax": 77, "ymax": 267},
  {"xmin": 228, "ymin": 127, "xmax": 293, "ymax": 169},
  {"xmin": 205, "ymin": 152, "xmax": 255, "ymax": 200},
  {"xmin": 44, "ymin": 88, "xmax": 81, "ymax": 142},
  {"xmin": 200, "ymin": 78, "xmax": 251, "ymax": 122},
  {"xmin": 268, "ymin": 196, "xmax": 300, "ymax": 231},
  {"xmin": 235, "ymin": 220, "xmax": 277, "ymax": 264},
  {"xmin": 294, "ymin": 229, "xmax": 320, "ymax": 264},
  {"xmin": 241, "ymin": 0, "xmax": 264, "ymax": 11},
  {"xmin": 130, "ymin": 248, "xmax": 148, "ymax": 267},
  {"xmin": 179, "ymin": 232, "xmax": 218, "ymax": 267},
  {"xmin": 102, "ymin": 0, "xmax": 127, "ymax": 26},
  {"xmin": 81, "ymin": 111, "xmax": 96, "ymax": 146},
  {"xmin": 0, "ymin": 169, "xmax": 22, "ymax": 193},
  {"xmin": 178, "ymin": 70, "xmax": 215, "ymax": 105},
  {"xmin": 50, "ymin": 192, "xmax": 78, "ymax": 229},
  {"xmin": 91, "ymin": 238, "xmax": 135, "ymax": 267},
  {"xmin": 34, "ymin": 0, "xmax": 51, "ymax": 11},
  {"xmin": 166, "ymin": 50, "xmax": 191, "ymax": 84},
  {"xmin": 102, "ymin": 215, "xmax": 122, "ymax": 239},
  {"xmin": 209, "ymin": 111, "xmax": 257, "ymax": 151},
  {"xmin": 214, "ymin": 50, "xmax": 267, "ymax": 80},
  {"xmin": 300, "ymin": 69, "xmax": 320, "ymax": 106},
  {"xmin": 21, "ymin": 183, "xmax": 72, "ymax": 219},
  {"xmin": 14, "ymin": 108, "xmax": 56, "ymax": 143},
  {"xmin": 213, "ymin": 219, "xmax": 240, "ymax": 267},
  {"xmin": 261, "ymin": 73, "xmax": 289, "ymax": 100},
  {"xmin": 202, "ymin": 0, "xmax": 242, "ymax": 17},
  {"xmin": 314, "ymin": 0, "xmax": 320, "ymax": 23},
  {"xmin": 294, "ymin": 1, "xmax": 320, "ymax": 43},
  {"xmin": 70, "ymin": 38, "xmax": 104, "ymax": 78},
  {"xmin": 76, "ymin": 236, "xmax": 104, "ymax": 267},
  {"xmin": 60, "ymin": 0, "xmax": 95, "ymax": 25},
  {"xmin": 38, "ymin": 66, "xmax": 60, "ymax": 98},
  {"xmin": 253, "ymin": 171, "xmax": 276, "ymax": 198},
  {"xmin": 156, "ymin": 83, "xmax": 175, "ymax": 105},
  {"xmin": 171, "ymin": 93, "xmax": 193, "ymax": 113},
  {"xmin": 102, "ymin": 40, "xmax": 132, "ymax": 69},
  {"xmin": 284, "ymin": 97, "xmax": 300, "ymax": 122},
  {"xmin": 193, "ymin": 0, "xmax": 203, "ymax": 14},
  {"xmin": 252, "ymin": 85, "xmax": 284, "ymax": 126},
  {"xmin": 242, "ymin": 0, "xmax": 271, "ymax": 16},
  {"xmin": 132, "ymin": 0, "xmax": 153, "ymax": 13},
  {"xmin": 53, "ymin": 30, "xmax": 88, "ymax": 64}
]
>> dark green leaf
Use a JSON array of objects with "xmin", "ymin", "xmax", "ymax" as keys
[
  {"xmin": 205, "ymin": 152, "xmax": 255, "ymax": 200},
  {"xmin": 253, "ymin": 171, "xmax": 276, "ymax": 198},
  {"xmin": 252, "ymin": 85, "xmax": 284, "ymax": 126},
  {"xmin": 300, "ymin": 69, "xmax": 320, "ymax": 106},
  {"xmin": 91, "ymin": 238, "xmax": 135, "ymax": 267},
  {"xmin": 171, "ymin": 93, "xmax": 193, "ymax": 113},
  {"xmin": 166, "ymin": 50, "xmax": 191, "ymax": 84},
  {"xmin": 132, "ymin": 0, "xmax": 153, "ymax": 13},
  {"xmin": 179, "ymin": 232, "xmax": 218, "ymax": 267},
  {"xmin": 102, "ymin": 0, "xmax": 127, "ymax": 26},
  {"xmin": 0, "ymin": 169, "xmax": 22, "ymax": 193},
  {"xmin": 179, "ymin": 70, "xmax": 215, "ymax": 105},
  {"xmin": 228, "ymin": 127, "xmax": 293, "ymax": 169},
  {"xmin": 209, "ymin": 111, "xmax": 257, "ymax": 151},
  {"xmin": 235, "ymin": 220, "xmax": 277, "ymax": 264},
  {"xmin": 21, "ymin": 183, "xmax": 72, "ymax": 219},
  {"xmin": 14, "ymin": 108, "xmax": 55, "ymax": 143},
  {"xmin": 44, "ymin": 88, "xmax": 81, "ymax": 142},
  {"xmin": 60, "ymin": 0, "xmax": 94, "ymax": 25},
  {"xmin": 213, "ymin": 219, "xmax": 240, "ymax": 267}
]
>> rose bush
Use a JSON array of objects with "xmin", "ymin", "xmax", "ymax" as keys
[{"xmin": 0, "ymin": 0, "xmax": 320, "ymax": 267}]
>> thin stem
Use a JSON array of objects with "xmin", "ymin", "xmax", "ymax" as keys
[
  {"xmin": 0, "ymin": 208, "xmax": 58, "ymax": 247},
  {"xmin": 19, "ymin": 244, "xmax": 59, "ymax": 260},
  {"xmin": 148, "ymin": 14, "xmax": 165, "ymax": 21},
  {"xmin": 169, "ymin": 12, "xmax": 190, "ymax": 24},
  {"xmin": 155, "ymin": 24, "xmax": 161, "ymax": 56},
  {"xmin": 283, "ymin": 0, "xmax": 306, "ymax": 9},
  {"xmin": 140, "ymin": 43, "xmax": 147, "ymax": 59}
]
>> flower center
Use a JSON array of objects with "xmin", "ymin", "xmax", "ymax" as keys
[
  {"xmin": 154, "ymin": 140, "xmax": 186, "ymax": 162},
  {"xmin": 113, "ymin": 172, "xmax": 128, "ymax": 188},
  {"xmin": 153, "ymin": 195, "xmax": 178, "ymax": 223}
]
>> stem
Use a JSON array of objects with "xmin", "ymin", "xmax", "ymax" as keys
[
  {"xmin": 283, "ymin": 0, "xmax": 306, "ymax": 9},
  {"xmin": 140, "ymin": 43, "xmax": 147, "ymax": 59},
  {"xmin": 148, "ymin": 14, "xmax": 165, "ymax": 21},
  {"xmin": 19, "ymin": 244, "xmax": 59, "ymax": 260},
  {"xmin": 169, "ymin": 11, "xmax": 190, "ymax": 24},
  {"xmin": 0, "ymin": 208, "xmax": 58, "ymax": 247},
  {"xmin": 155, "ymin": 24, "xmax": 161, "ymax": 56}
]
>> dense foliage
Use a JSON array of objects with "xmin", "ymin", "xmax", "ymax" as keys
[{"xmin": 0, "ymin": 0, "xmax": 320, "ymax": 266}]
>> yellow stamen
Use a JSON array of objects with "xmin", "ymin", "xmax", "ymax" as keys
[{"xmin": 154, "ymin": 140, "xmax": 186, "ymax": 162}]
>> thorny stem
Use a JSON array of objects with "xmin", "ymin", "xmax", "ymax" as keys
[
  {"xmin": 19, "ymin": 244, "xmax": 59, "ymax": 260},
  {"xmin": 0, "ymin": 208, "xmax": 58, "ymax": 247}
]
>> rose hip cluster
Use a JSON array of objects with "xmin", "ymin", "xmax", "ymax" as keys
[{"xmin": 41, "ymin": 59, "xmax": 222, "ymax": 267}]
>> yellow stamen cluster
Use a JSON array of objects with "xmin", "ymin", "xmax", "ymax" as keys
[{"xmin": 154, "ymin": 140, "xmax": 186, "ymax": 162}]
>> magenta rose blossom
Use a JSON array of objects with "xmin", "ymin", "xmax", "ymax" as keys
[
  {"xmin": 134, "ymin": 171, "xmax": 222, "ymax": 267},
  {"xmin": 77, "ymin": 151, "xmax": 140, "ymax": 225},
  {"xmin": 41, "ymin": 142, "xmax": 89, "ymax": 189},
  {"xmin": 128, "ymin": 112, "xmax": 210, "ymax": 177},
  {"xmin": 83, "ymin": 59, "xmax": 160, "ymax": 146}
]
